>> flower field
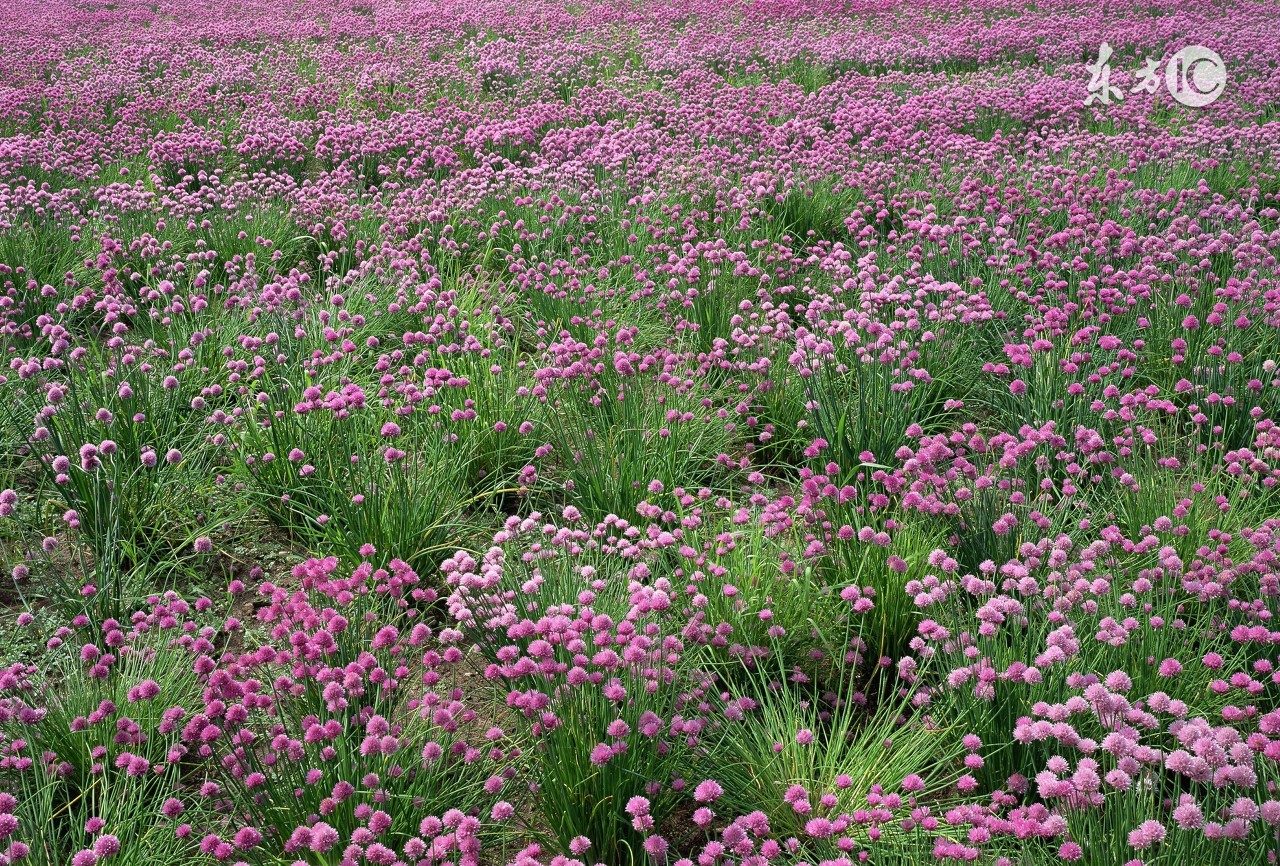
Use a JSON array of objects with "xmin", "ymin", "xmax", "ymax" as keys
[{"xmin": 1, "ymin": 0, "xmax": 1279, "ymax": 863}]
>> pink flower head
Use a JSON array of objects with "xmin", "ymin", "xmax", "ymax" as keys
[
  {"xmin": 1126, "ymin": 820, "xmax": 1165, "ymax": 849},
  {"xmin": 643, "ymin": 835, "xmax": 669, "ymax": 858},
  {"xmin": 694, "ymin": 780, "xmax": 723, "ymax": 803},
  {"xmin": 93, "ymin": 835, "xmax": 121, "ymax": 858}
]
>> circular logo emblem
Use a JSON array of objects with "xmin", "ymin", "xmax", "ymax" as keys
[{"xmin": 1166, "ymin": 45, "xmax": 1227, "ymax": 107}]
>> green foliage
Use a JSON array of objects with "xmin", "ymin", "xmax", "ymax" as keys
[
  {"xmin": 0, "ymin": 600, "xmax": 211, "ymax": 866},
  {"xmin": 540, "ymin": 378, "xmax": 740, "ymax": 517}
]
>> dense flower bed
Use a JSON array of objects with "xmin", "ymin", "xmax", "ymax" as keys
[{"xmin": 1, "ymin": 0, "xmax": 1279, "ymax": 864}]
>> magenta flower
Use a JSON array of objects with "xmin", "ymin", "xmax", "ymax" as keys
[
  {"xmin": 693, "ymin": 780, "xmax": 723, "ymax": 803},
  {"xmin": 642, "ymin": 835, "xmax": 669, "ymax": 858},
  {"xmin": 1127, "ymin": 820, "xmax": 1166, "ymax": 849}
]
